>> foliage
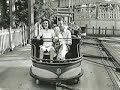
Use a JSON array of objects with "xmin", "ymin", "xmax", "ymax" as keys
[
  {"xmin": 15, "ymin": 0, "xmax": 28, "ymax": 26},
  {"xmin": 0, "ymin": 0, "xmax": 58, "ymax": 28},
  {"xmin": 0, "ymin": 0, "xmax": 10, "ymax": 28},
  {"xmin": 34, "ymin": 0, "xmax": 56, "ymax": 22},
  {"xmin": 0, "ymin": 0, "xmax": 28, "ymax": 28},
  {"xmin": 34, "ymin": 0, "xmax": 44, "ymax": 22}
]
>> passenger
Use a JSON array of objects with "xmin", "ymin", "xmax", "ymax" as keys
[
  {"xmin": 69, "ymin": 22, "xmax": 81, "ymax": 58},
  {"xmin": 57, "ymin": 20, "xmax": 72, "ymax": 60},
  {"xmin": 68, "ymin": 21, "xmax": 80, "ymax": 36},
  {"xmin": 68, "ymin": 21, "xmax": 75, "ymax": 35},
  {"xmin": 53, "ymin": 27, "xmax": 66, "ymax": 60},
  {"xmin": 63, "ymin": 20, "xmax": 69, "ymax": 29},
  {"xmin": 51, "ymin": 24, "xmax": 57, "ymax": 29},
  {"xmin": 37, "ymin": 19, "xmax": 55, "ymax": 60},
  {"xmin": 34, "ymin": 19, "xmax": 43, "ymax": 37}
]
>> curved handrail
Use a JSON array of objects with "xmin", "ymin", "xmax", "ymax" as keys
[
  {"xmin": 31, "ymin": 37, "xmax": 82, "ymax": 65},
  {"xmin": 32, "ymin": 56, "xmax": 82, "ymax": 65},
  {"xmin": 31, "ymin": 37, "xmax": 81, "ymax": 40}
]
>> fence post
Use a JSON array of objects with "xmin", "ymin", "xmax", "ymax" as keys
[
  {"xmin": 113, "ymin": 26, "xmax": 115, "ymax": 35},
  {"xmin": 2, "ymin": 27, "xmax": 3, "ymax": 31},
  {"xmin": 24, "ymin": 26, "xmax": 27, "ymax": 45},
  {"xmin": 1, "ymin": 28, "xmax": 4, "ymax": 54},
  {"xmin": 105, "ymin": 27, "xmax": 107, "ymax": 35},
  {"xmin": 102, "ymin": 28, "xmax": 104, "ymax": 35},
  {"xmin": 85, "ymin": 24, "xmax": 87, "ymax": 35},
  {"xmin": 8, "ymin": 27, "xmax": 12, "ymax": 51},
  {"xmin": 93, "ymin": 26, "xmax": 94, "ymax": 35},
  {"xmin": 98, "ymin": 26, "xmax": 100, "ymax": 35},
  {"xmin": 22, "ymin": 26, "xmax": 25, "ymax": 46},
  {"xmin": 22, "ymin": 25, "xmax": 27, "ymax": 46}
]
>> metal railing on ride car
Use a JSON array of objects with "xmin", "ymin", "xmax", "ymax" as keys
[{"xmin": 31, "ymin": 37, "xmax": 82, "ymax": 64}]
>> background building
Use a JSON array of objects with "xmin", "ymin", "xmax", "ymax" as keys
[{"xmin": 58, "ymin": 0, "xmax": 120, "ymax": 35}]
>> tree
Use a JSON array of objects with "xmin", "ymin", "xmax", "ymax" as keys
[
  {"xmin": 15, "ymin": 0, "xmax": 28, "ymax": 26},
  {"xmin": 34, "ymin": 0, "xmax": 57, "ymax": 22},
  {"xmin": 0, "ymin": 0, "xmax": 10, "ymax": 28},
  {"xmin": 34, "ymin": 0, "xmax": 43, "ymax": 22}
]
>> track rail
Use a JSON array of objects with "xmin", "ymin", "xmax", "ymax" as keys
[
  {"xmin": 56, "ymin": 82, "xmax": 80, "ymax": 90},
  {"xmin": 96, "ymin": 40, "xmax": 120, "ymax": 90},
  {"xmin": 84, "ymin": 37, "xmax": 120, "ymax": 90},
  {"xmin": 96, "ymin": 38, "xmax": 120, "ymax": 70},
  {"xmin": 56, "ymin": 37, "xmax": 120, "ymax": 90}
]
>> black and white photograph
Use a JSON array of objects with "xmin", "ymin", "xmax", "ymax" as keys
[{"xmin": 0, "ymin": 0, "xmax": 120, "ymax": 90}]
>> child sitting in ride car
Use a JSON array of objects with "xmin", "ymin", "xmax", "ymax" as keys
[
  {"xmin": 53, "ymin": 27, "xmax": 63, "ymax": 53},
  {"xmin": 53, "ymin": 27, "xmax": 67, "ymax": 60}
]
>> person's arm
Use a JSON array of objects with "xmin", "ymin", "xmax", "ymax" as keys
[
  {"xmin": 51, "ymin": 29, "xmax": 55, "ymax": 39},
  {"xmin": 59, "ymin": 34, "xmax": 65, "ymax": 45},
  {"xmin": 67, "ymin": 30, "xmax": 72, "ymax": 45},
  {"xmin": 39, "ymin": 24, "xmax": 43, "ymax": 31},
  {"xmin": 34, "ymin": 23, "xmax": 38, "ymax": 37},
  {"xmin": 36, "ymin": 30, "xmax": 43, "ymax": 39}
]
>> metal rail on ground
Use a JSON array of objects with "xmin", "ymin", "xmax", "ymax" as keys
[
  {"xmin": 82, "ymin": 37, "xmax": 120, "ymax": 90},
  {"xmin": 96, "ymin": 39, "xmax": 120, "ymax": 90}
]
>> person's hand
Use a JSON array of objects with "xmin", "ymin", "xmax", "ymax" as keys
[
  {"xmin": 54, "ymin": 37, "xmax": 59, "ymax": 41},
  {"xmin": 66, "ymin": 44, "xmax": 70, "ymax": 51},
  {"xmin": 36, "ymin": 35, "xmax": 41, "ymax": 40},
  {"xmin": 36, "ymin": 36, "xmax": 39, "ymax": 39},
  {"xmin": 33, "ymin": 36, "xmax": 37, "ymax": 38},
  {"xmin": 53, "ymin": 36, "xmax": 59, "ymax": 43},
  {"xmin": 72, "ymin": 35, "xmax": 76, "ymax": 38}
]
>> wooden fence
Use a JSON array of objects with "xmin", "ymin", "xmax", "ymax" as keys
[
  {"xmin": 84, "ymin": 26, "xmax": 120, "ymax": 36},
  {"xmin": 0, "ymin": 27, "xmax": 27, "ymax": 55}
]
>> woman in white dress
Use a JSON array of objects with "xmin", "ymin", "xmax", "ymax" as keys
[{"xmin": 38, "ymin": 19, "xmax": 55, "ymax": 60}]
